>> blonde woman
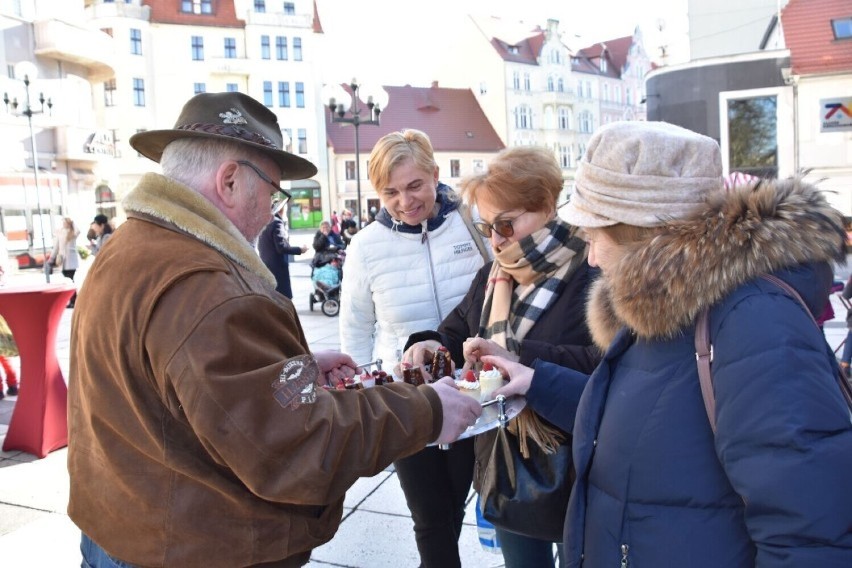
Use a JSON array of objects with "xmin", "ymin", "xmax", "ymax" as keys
[
  {"xmin": 340, "ymin": 129, "xmax": 486, "ymax": 567},
  {"xmin": 52, "ymin": 217, "xmax": 81, "ymax": 307}
]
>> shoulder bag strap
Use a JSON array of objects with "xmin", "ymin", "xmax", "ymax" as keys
[
  {"xmin": 458, "ymin": 203, "xmax": 493, "ymax": 263},
  {"xmin": 696, "ymin": 275, "xmax": 852, "ymax": 435},
  {"xmin": 695, "ymin": 307, "xmax": 717, "ymax": 433}
]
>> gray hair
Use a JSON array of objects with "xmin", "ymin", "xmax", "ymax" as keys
[{"xmin": 160, "ymin": 139, "xmax": 270, "ymax": 189}]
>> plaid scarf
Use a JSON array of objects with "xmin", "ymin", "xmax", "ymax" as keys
[{"xmin": 479, "ymin": 217, "xmax": 587, "ymax": 456}]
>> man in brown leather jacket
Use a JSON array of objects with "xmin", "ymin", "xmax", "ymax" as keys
[{"xmin": 67, "ymin": 92, "xmax": 481, "ymax": 568}]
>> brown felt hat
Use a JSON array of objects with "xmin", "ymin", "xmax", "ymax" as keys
[{"xmin": 129, "ymin": 92, "xmax": 317, "ymax": 181}]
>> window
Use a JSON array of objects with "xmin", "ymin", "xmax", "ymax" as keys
[
  {"xmin": 507, "ymin": 45, "xmax": 519, "ymax": 55},
  {"xmin": 263, "ymin": 81, "xmax": 273, "ymax": 107},
  {"xmin": 615, "ymin": 86, "xmax": 621, "ymax": 104},
  {"xmin": 602, "ymin": 84, "xmax": 609, "ymax": 102},
  {"xmin": 547, "ymin": 76, "xmax": 554, "ymax": 92},
  {"xmin": 727, "ymin": 95, "xmax": 778, "ymax": 178},
  {"xmin": 283, "ymin": 2, "xmax": 295, "ymax": 14},
  {"xmin": 558, "ymin": 107, "xmax": 570, "ymax": 130},
  {"xmin": 279, "ymin": 82, "xmax": 290, "ymax": 107},
  {"xmin": 297, "ymin": 128, "xmax": 307, "ymax": 154},
  {"xmin": 578, "ymin": 111, "xmax": 593, "ymax": 133},
  {"xmin": 512, "ymin": 72, "xmax": 520, "ymax": 90},
  {"xmin": 558, "ymin": 144, "xmax": 570, "ymax": 168},
  {"xmin": 224, "ymin": 37, "xmax": 237, "ymax": 59},
  {"xmin": 191, "ymin": 36, "xmax": 204, "ymax": 61},
  {"xmin": 524, "ymin": 73, "xmax": 531, "ymax": 91},
  {"xmin": 515, "ymin": 105, "xmax": 532, "ymax": 129},
  {"xmin": 295, "ymin": 82, "xmax": 304, "ymax": 108},
  {"xmin": 626, "ymin": 88, "xmax": 632, "ymax": 105},
  {"xmin": 293, "ymin": 37, "xmax": 302, "ymax": 61},
  {"xmin": 276, "ymin": 36, "xmax": 288, "ymax": 60},
  {"xmin": 181, "ymin": 0, "xmax": 212, "ymax": 14},
  {"xmin": 600, "ymin": 57, "xmax": 608, "ymax": 72},
  {"xmin": 130, "ymin": 28, "xmax": 142, "ymax": 55},
  {"xmin": 473, "ymin": 159, "xmax": 484, "ymax": 173},
  {"xmin": 585, "ymin": 81, "xmax": 592, "ymax": 98},
  {"xmin": 104, "ymin": 79, "xmax": 116, "ymax": 107},
  {"xmin": 254, "ymin": 0, "xmax": 265, "ymax": 12},
  {"xmin": 345, "ymin": 160, "xmax": 355, "ymax": 180},
  {"xmin": 557, "ymin": 77, "xmax": 564, "ymax": 92},
  {"xmin": 133, "ymin": 78, "xmax": 145, "ymax": 107},
  {"xmin": 832, "ymin": 18, "xmax": 852, "ymax": 39},
  {"xmin": 577, "ymin": 80, "xmax": 583, "ymax": 98},
  {"xmin": 450, "ymin": 159, "xmax": 460, "ymax": 178},
  {"xmin": 194, "ymin": 82, "xmax": 206, "ymax": 94},
  {"xmin": 261, "ymin": 36, "xmax": 270, "ymax": 59},
  {"xmin": 226, "ymin": 83, "xmax": 239, "ymax": 92}
]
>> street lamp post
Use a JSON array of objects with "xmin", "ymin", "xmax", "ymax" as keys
[
  {"xmin": 4, "ymin": 61, "xmax": 53, "ymax": 283},
  {"xmin": 324, "ymin": 80, "xmax": 388, "ymax": 226}
]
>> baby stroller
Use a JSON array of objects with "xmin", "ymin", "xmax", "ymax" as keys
[{"xmin": 310, "ymin": 250, "xmax": 344, "ymax": 317}]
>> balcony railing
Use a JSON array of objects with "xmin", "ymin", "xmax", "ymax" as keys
[
  {"xmin": 34, "ymin": 19, "xmax": 116, "ymax": 81},
  {"xmin": 85, "ymin": 1, "xmax": 150, "ymax": 20}
]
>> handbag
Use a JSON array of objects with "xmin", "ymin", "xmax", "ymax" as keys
[{"xmin": 479, "ymin": 424, "xmax": 573, "ymax": 542}]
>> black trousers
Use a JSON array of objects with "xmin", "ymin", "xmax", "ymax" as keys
[{"xmin": 393, "ymin": 437, "xmax": 475, "ymax": 568}]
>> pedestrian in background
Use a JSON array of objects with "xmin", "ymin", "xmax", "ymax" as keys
[
  {"xmin": 0, "ymin": 231, "xmax": 18, "ymax": 399},
  {"xmin": 258, "ymin": 200, "xmax": 307, "ymax": 298},
  {"xmin": 340, "ymin": 129, "xmax": 486, "ymax": 568},
  {"xmin": 51, "ymin": 217, "xmax": 81, "ymax": 307},
  {"xmin": 485, "ymin": 121, "xmax": 852, "ymax": 567},
  {"xmin": 839, "ymin": 275, "xmax": 852, "ymax": 378},
  {"xmin": 68, "ymin": 92, "xmax": 480, "ymax": 568},
  {"xmin": 88, "ymin": 214, "xmax": 113, "ymax": 254}
]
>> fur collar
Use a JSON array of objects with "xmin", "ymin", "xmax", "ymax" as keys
[
  {"xmin": 122, "ymin": 173, "xmax": 276, "ymax": 288},
  {"xmin": 587, "ymin": 177, "xmax": 846, "ymax": 349}
]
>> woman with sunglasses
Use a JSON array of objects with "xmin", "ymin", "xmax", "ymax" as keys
[
  {"xmin": 339, "ymin": 129, "xmax": 488, "ymax": 568},
  {"xmin": 401, "ymin": 145, "xmax": 602, "ymax": 568}
]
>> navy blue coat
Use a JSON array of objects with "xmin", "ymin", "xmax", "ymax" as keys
[
  {"xmin": 529, "ymin": 266, "xmax": 852, "ymax": 567},
  {"xmin": 257, "ymin": 216, "xmax": 303, "ymax": 299},
  {"xmin": 527, "ymin": 177, "xmax": 852, "ymax": 567}
]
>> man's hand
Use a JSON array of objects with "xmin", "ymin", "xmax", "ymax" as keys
[
  {"xmin": 313, "ymin": 350, "xmax": 357, "ymax": 387},
  {"xmin": 481, "ymin": 355, "xmax": 534, "ymax": 399},
  {"xmin": 428, "ymin": 377, "xmax": 482, "ymax": 445}
]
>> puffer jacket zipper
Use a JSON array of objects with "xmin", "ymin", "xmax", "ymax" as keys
[
  {"xmin": 421, "ymin": 220, "xmax": 445, "ymax": 323},
  {"xmin": 620, "ymin": 543, "xmax": 629, "ymax": 567}
]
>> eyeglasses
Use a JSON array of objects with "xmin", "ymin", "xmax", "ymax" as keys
[
  {"xmin": 236, "ymin": 160, "xmax": 291, "ymax": 213},
  {"xmin": 473, "ymin": 211, "xmax": 528, "ymax": 239}
]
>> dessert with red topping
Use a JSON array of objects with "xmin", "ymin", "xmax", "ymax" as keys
[{"xmin": 455, "ymin": 368, "xmax": 481, "ymax": 401}]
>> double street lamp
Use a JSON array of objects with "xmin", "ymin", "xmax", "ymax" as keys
[
  {"xmin": 324, "ymin": 80, "xmax": 389, "ymax": 226},
  {"xmin": 3, "ymin": 61, "xmax": 54, "ymax": 282}
]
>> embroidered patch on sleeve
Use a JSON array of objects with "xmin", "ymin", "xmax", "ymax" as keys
[{"xmin": 272, "ymin": 354, "xmax": 319, "ymax": 410}]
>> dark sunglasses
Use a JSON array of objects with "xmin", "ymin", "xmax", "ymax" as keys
[
  {"xmin": 473, "ymin": 211, "xmax": 528, "ymax": 238},
  {"xmin": 236, "ymin": 160, "xmax": 291, "ymax": 212}
]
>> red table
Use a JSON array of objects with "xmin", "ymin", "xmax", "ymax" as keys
[{"xmin": 0, "ymin": 283, "xmax": 76, "ymax": 457}]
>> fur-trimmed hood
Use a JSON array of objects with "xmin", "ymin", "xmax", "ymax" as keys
[
  {"xmin": 122, "ymin": 172, "xmax": 276, "ymax": 288},
  {"xmin": 587, "ymin": 177, "xmax": 846, "ymax": 349}
]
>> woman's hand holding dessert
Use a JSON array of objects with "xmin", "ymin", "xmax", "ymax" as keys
[
  {"xmin": 396, "ymin": 340, "xmax": 455, "ymax": 383},
  {"xmin": 462, "ymin": 337, "xmax": 519, "ymax": 369},
  {"xmin": 480, "ymin": 355, "xmax": 534, "ymax": 399}
]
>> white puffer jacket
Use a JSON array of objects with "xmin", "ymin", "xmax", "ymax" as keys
[{"xmin": 340, "ymin": 194, "xmax": 486, "ymax": 368}]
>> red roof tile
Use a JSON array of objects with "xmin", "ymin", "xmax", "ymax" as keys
[
  {"xmin": 782, "ymin": 0, "xmax": 852, "ymax": 74},
  {"xmin": 325, "ymin": 84, "xmax": 505, "ymax": 153},
  {"xmin": 576, "ymin": 36, "xmax": 634, "ymax": 78}
]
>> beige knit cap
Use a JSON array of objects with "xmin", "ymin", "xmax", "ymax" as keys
[{"xmin": 563, "ymin": 121, "xmax": 723, "ymax": 228}]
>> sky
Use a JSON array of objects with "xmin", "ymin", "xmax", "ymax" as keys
[{"xmin": 314, "ymin": 0, "xmax": 690, "ymax": 88}]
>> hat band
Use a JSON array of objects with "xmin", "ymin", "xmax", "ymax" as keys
[{"xmin": 176, "ymin": 123, "xmax": 279, "ymax": 150}]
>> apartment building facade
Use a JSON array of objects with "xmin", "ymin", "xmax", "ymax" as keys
[{"xmin": 436, "ymin": 16, "xmax": 651, "ymax": 195}]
